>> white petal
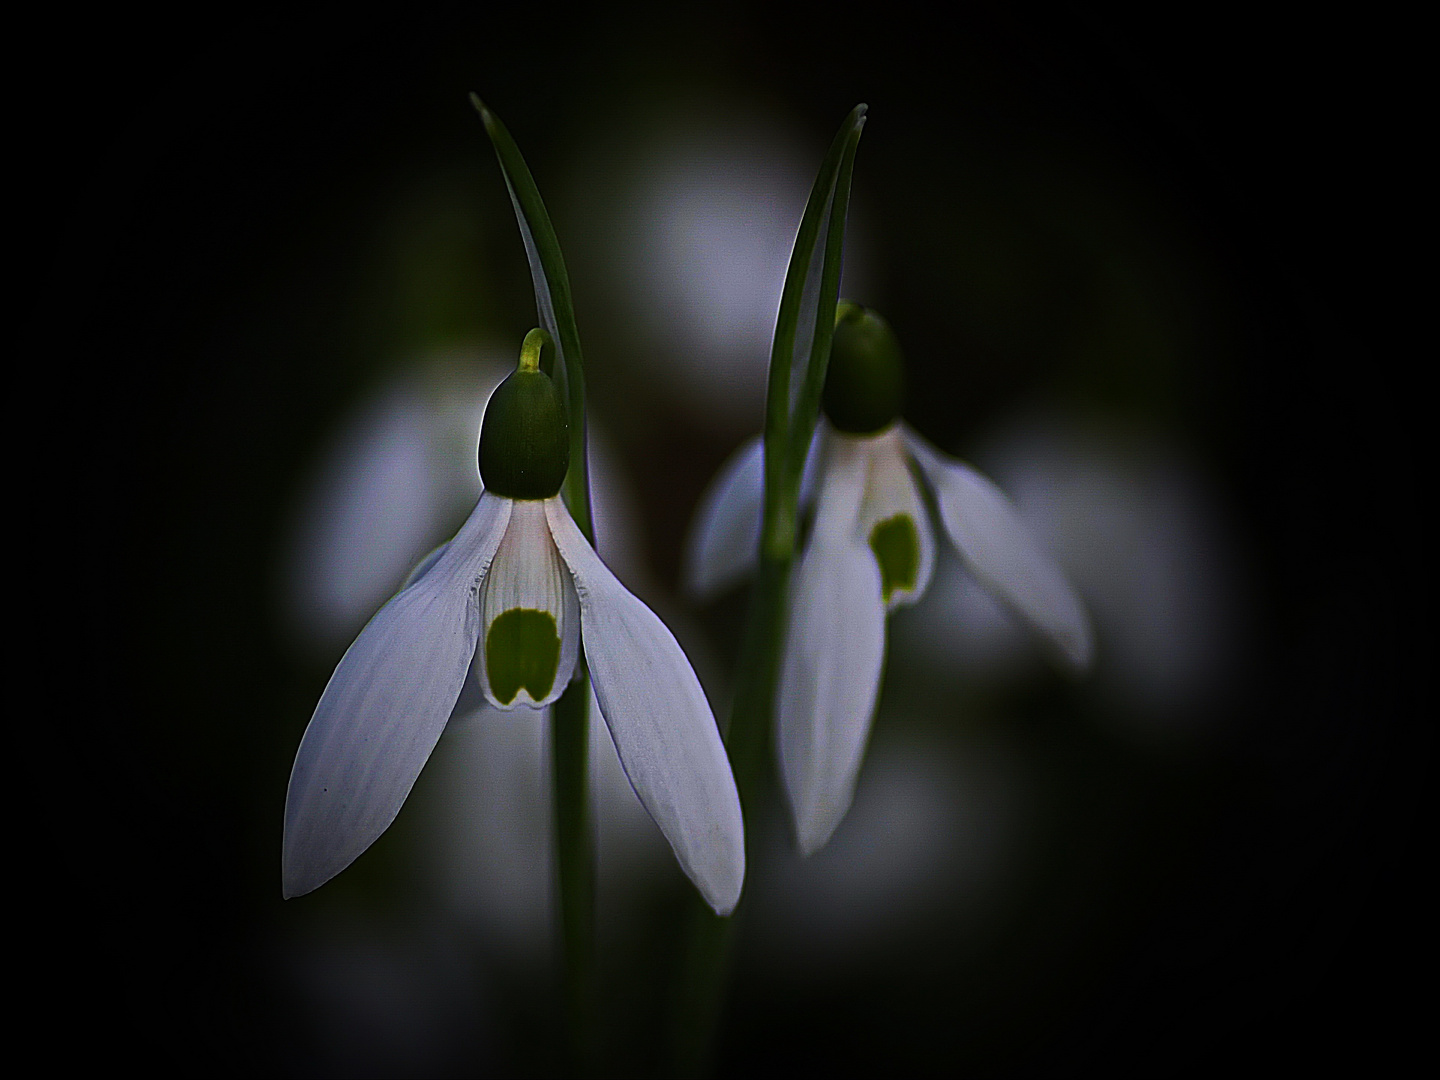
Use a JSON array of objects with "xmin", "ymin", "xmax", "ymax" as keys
[
  {"xmin": 545, "ymin": 499, "xmax": 745, "ymax": 915},
  {"xmin": 797, "ymin": 422, "xmax": 825, "ymax": 508},
  {"xmin": 474, "ymin": 499, "xmax": 580, "ymax": 709},
  {"xmin": 683, "ymin": 428, "xmax": 826, "ymax": 601},
  {"xmin": 777, "ymin": 440, "xmax": 888, "ymax": 855},
  {"xmin": 683, "ymin": 435, "xmax": 764, "ymax": 600},
  {"xmin": 906, "ymin": 429, "xmax": 1093, "ymax": 671},
  {"xmin": 854, "ymin": 426, "xmax": 936, "ymax": 612},
  {"xmin": 282, "ymin": 492, "xmax": 512, "ymax": 898},
  {"xmin": 806, "ymin": 428, "xmax": 869, "ymax": 540},
  {"xmin": 401, "ymin": 540, "xmax": 450, "ymax": 589}
]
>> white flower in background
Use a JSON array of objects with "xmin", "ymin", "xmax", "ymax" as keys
[
  {"xmin": 686, "ymin": 306, "xmax": 1090, "ymax": 855},
  {"xmin": 285, "ymin": 352, "xmax": 744, "ymax": 914}
]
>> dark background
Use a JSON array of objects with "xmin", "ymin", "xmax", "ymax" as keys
[{"xmin": 34, "ymin": 4, "xmax": 1422, "ymax": 1074}]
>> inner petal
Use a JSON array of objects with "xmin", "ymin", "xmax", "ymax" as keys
[
  {"xmin": 853, "ymin": 426, "xmax": 935, "ymax": 610},
  {"xmin": 476, "ymin": 498, "xmax": 580, "ymax": 708},
  {"xmin": 485, "ymin": 608, "xmax": 561, "ymax": 705},
  {"xmin": 869, "ymin": 514, "xmax": 920, "ymax": 603}
]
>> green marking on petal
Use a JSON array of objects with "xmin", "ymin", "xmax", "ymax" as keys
[
  {"xmin": 485, "ymin": 608, "xmax": 561, "ymax": 705},
  {"xmin": 870, "ymin": 514, "xmax": 919, "ymax": 603}
]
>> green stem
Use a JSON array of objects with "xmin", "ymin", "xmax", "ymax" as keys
[
  {"xmin": 723, "ymin": 556, "xmax": 792, "ymax": 799},
  {"xmin": 552, "ymin": 667, "xmax": 596, "ymax": 1071},
  {"xmin": 474, "ymin": 98, "xmax": 600, "ymax": 1068},
  {"xmin": 670, "ymin": 103, "xmax": 866, "ymax": 1076},
  {"xmin": 671, "ymin": 555, "xmax": 791, "ymax": 1074}
]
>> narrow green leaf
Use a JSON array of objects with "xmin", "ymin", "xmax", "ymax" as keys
[
  {"xmin": 761, "ymin": 104, "xmax": 867, "ymax": 559},
  {"xmin": 474, "ymin": 98, "xmax": 598, "ymax": 1064},
  {"xmin": 788, "ymin": 112, "xmax": 866, "ymax": 492},
  {"xmin": 471, "ymin": 94, "xmax": 594, "ymax": 544},
  {"xmin": 674, "ymin": 104, "xmax": 868, "ymax": 1075}
]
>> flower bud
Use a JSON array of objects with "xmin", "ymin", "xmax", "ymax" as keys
[
  {"xmin": 479, "ymin": 366, "xmax": 569, "ymax": 499},
  {"xmin": 822, "ymin": 303, "xmax": 905, "ymax": 434}
]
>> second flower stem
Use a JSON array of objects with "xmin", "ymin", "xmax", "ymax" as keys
[
  {"xmin": 671, "ymin": 553, "xmax": 792, "ymax": 1073},
  {"xmin": 552, "ymin": 667, "xmax": 596, "ymax": 1070}
]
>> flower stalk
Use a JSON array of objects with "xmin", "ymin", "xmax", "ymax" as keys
[
  {"xmin": 551, "ymin": 671, "xmax": 595, "ymax": 1063},
  {"xmin": 671, "ymin": 104, "xmax": 867, "ymax": 1072},
  {"xmin": 474, "ymin": 96, "xmax": 600, "ymax": 1064},
  {"xmin": 745, "ymin": 102, "xmax": 866, "ymax": 793}
]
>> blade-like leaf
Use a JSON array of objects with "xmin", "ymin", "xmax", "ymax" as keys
[
  {"xmin": 788, "ymin": 113, "xmax": 865, "ymax": 490},
  {"xmin": 761, "ymin": 104, "xmax": 867, "ymax": 559},
  {"xmin": 472, "ymin": 94, "xmax": 594, "ymax": 544}
]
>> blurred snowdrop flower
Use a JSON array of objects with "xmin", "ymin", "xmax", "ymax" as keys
[
  {"xmin": 285, "ymin": 338, "xmax": 744, "ymax": 914},
  {"xmin": 686, "ymin": 306, "xmax": 1090, "ymax": 854}
]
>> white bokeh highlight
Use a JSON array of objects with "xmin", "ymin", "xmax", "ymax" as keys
[
  {"xmin": 582, "ymin": 115, "xmax": 871, "ymax": 431},
  {"xmin": 754, "ymin": 726, "xmax": 1027, "ymax": 964},
  {"xmin": 280, "ymin": 351, "xmax": 505, "ymax": 659}
]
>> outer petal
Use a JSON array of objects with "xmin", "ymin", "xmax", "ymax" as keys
[
  {"xmin": 796, "ymin": 422, "xmax": 826, "ymax": 513},
  {"xmin": 777, "ymin": 436, "xmax": 888, "ymax": 855},
  {"xmin": 545, "ymin": 500, "xmax": 745, "ymax": 915},
  {"xmin": 401, "ymin": 540, "xmax": 450, "ymax": 589},
  {"xmin": 683, "ymin": 428, "xmax": 826, "ymax": 601},
  {"xmin": 282, "ymin": 492, "xmax": 512, "ymax": 898},
  {"xmin": 682, "ymin": 435, "xmax": 764, "ymax": 600},
  {"xmin": 905, "ymin": 429, "xmax": 1093, "ymax": 671}
]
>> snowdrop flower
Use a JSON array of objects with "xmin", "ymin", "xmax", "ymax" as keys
[
  {"xmin": 285, "ymin": 334, "xmax": 744, "ymax": 913},
  {"xmin": 686, "ymin": 305, "xmax": 1091, "ymax": 854}
]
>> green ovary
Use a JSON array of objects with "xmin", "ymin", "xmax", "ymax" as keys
[
  {"xmin": 486, "ymin": 608, "xmax": 561, "ymax": 705},
  {"xmin": 869, "ymin": 515, "xmax": 919, "ymax": 603}
]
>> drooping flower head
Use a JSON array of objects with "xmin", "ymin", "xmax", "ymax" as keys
[
  {"xmin": 285, "ymin": 330, "xmax": 745, "ymax": 913},
  {"xmin": 686, "ymin": 304, "xmax": 1092, "ymax": 854}
]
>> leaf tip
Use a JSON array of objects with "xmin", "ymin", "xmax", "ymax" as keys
[{"xmin": 469, "ymin": 92, "xmax": 497, "ymax": 131}]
